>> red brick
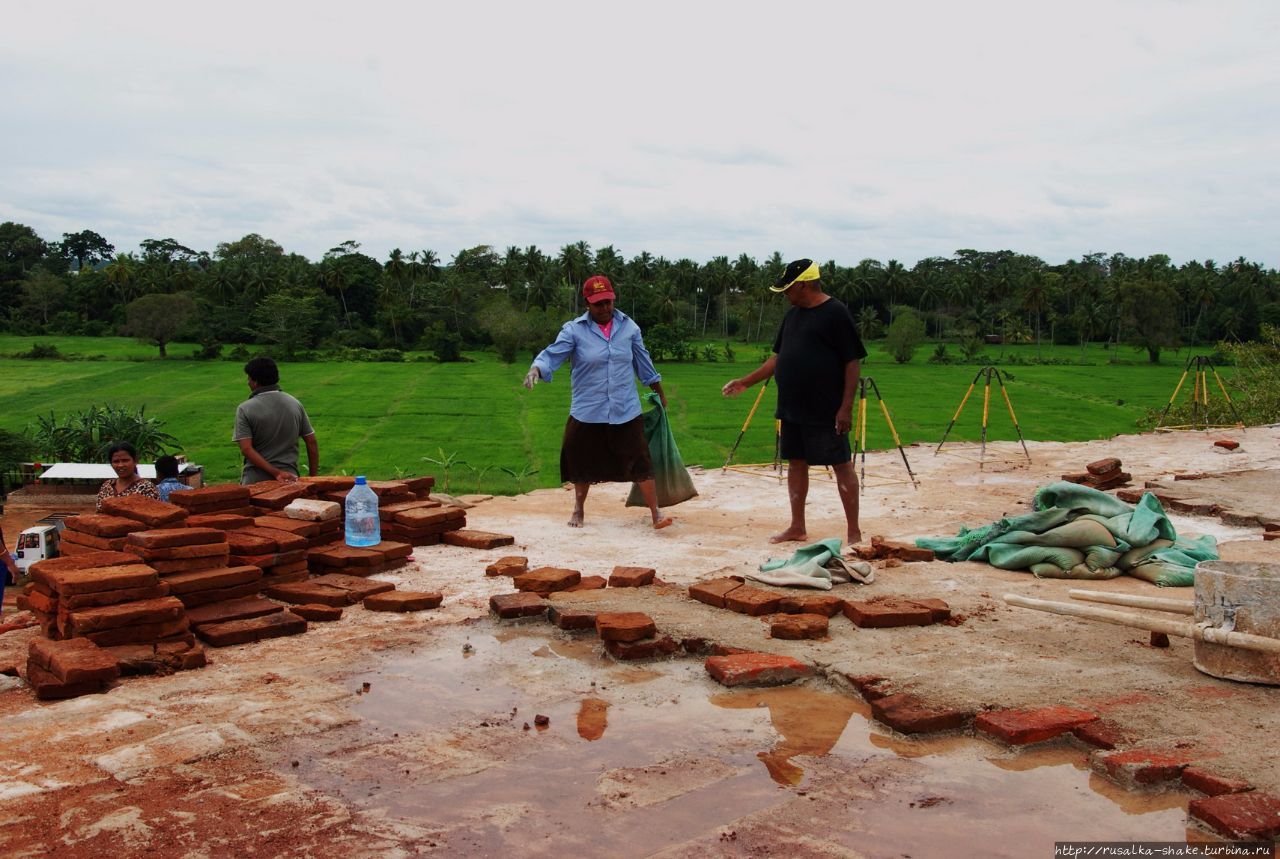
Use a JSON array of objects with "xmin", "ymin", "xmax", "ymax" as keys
[
  {"xmin": 150, "ymin": 555, "xmax": 230, "ymax": 575},
  {"xmin": 485, "ymin": 556, "xmax": 528, "ymax": 577},
  {"xmin": 1095, "ymin": 748, "xmax": 1194, "ymax": 785},
  {"xmin": 596, "ymin": 612, "xmax": 657, "ymax": 642},
  {"xmin": 30, "ymin": 551, "xmax": 137, "ymax": 578},
  {"xmin": 99, "ymin": 495, "xmax": 188, "ymax": 527},
  {"xmin": 1071, "ymin": 718, "xmax": 1128, "ymax": 750},
  {"xmin": 25, "ymin": 663, "xmax": 108, "ymax": 700},
  {"xmin": 255, "ymin": 515, "xmax": 339, "ymax": 538},
  {"xmin": 1189, "ymin": 791, "xmax": 1280, "ymax": 840},
  {"xmin": 186, "ymin": 513, "xmax": 255, "ymax": 530},
  {"xmin": 378, "ymin": 498, "xmax": 441, "ymax": 522},
  {"xmin": 563, "ymin": 575, "xmax": 607, "ymax": 592},
  {"xmin": 290, "ymin": 603, "xmax": 343, "ymax": 622},
  {"xmin": 199, "ymin": 611, "xmax": 307, "ymax": 647},
  {"xmin": 127, "ymin": 528, "xmax": 226, "ymax": 549},
  {"xmin": 843, "ymin": 599, "xmax": 934, "ymax": 628},
  {"xmin": 489, "ymin": 592, "xmax": 546, "ymax": 619},
  {"xmin": 363, "ymin": 591, "xmax": 443, "ymax": 612},
  {"xmin": 233, "ymin": 526, "xmax": 309, "ymax": 553},
  {"xmin": 185, "ymin": 597, "xmax": 283, "ymax": 628},
  {"xmin": 224, "ymin": 531, "xmax": 278, "ymax": 555},
  {"xmin": 514, "ymin": 567, "xmax": 581, "ymax": 595},
  {"xmin": 871, "ymin": 693, "xmax": 972, "ymax": 734},
  {"xmin": 265, "ymin": 581, "xmax": 356, "ymax": 607},
  {"xmin": 608, "ymin": 566, "xmax": 656, "ymax": 587},
  {"xmin": 61, "ymin": 583, "xmax": 171, "ymax": 609},
  {"xmin": 168, "ymin": 483, "xmax": 251, "ymax": 508},
  {"xmin": 370, "ymin": 540, "xmax": 413, "ymax": 560},
  {"xmin": 248, "ymin": 484, "xmax": 310, "ymax": 509},
  {"xmin": 394, "ymin": 507, "xmax": 465, "ymax": 528},
  {"xmin": 704, "ymin": 652, "xmax": 812, "ymax": 687},
  {"xmin": 724, "ymin": 586, "xmax": 783, "ymax": 616},
  {"xmin": 174, "ymin": 581, "xmax": 264, "ymax": 609},
  {"xmin": 107, "ymin": 641, "xmax": 206, "ymax": 675},
  {"xmin": 126, "ymin": 542, "xmax": 231, "ymax": 561},
  {"xmin": 366, "ymin": 480, "xmax": 412, "ymax": 499},
  {"xmin": 310, "ymin": 573, "xmax": 395, "ymax": 600},
  {"xmin": 604, "ymin": 636, "xmax": 679, "ymax": 660},
  {"xmin": 35, "ymin": 563, "xmax": 160, "ymax": 596},
  {"xmin": 306, "ymin": 544, "xmax": 385, "ymax": 568},
  {"xmin": 60, "ymin": 531, "xmax": 127, "ymax": 552},
  {"xmin": 28, "ymin": 638, "xmax": 120, "ymax": 684},
  {"xmin": 64, "ymin": 597, "xmax": 186, "ymax": 636},
  {"xmin": 688, "ymin": 577, "xmax": 744, "ymax": 608},
  {"xmin": 777, "ymin": 594, "xmax": 844, "ymax": 617},
  {"xmin": 904, "ymin": 598, "xmax": 951, "ymax": 622},
  {"xmin": 401, "ymin": 475, "xmax": 435, "ymax": 494},
  {"xmin": 870, "ymin": 537, "xmax": 935, "ymax": 563},
  {"xmin": 162, "ymin": 565, "xmax": 262, "ymax": 595},
  {"xmin": 843, "ymin": 674, "xmax": 892, "ymax": 701},
  {"xmin": 1087, "ymin": 457, "xmax": 1122, "ymax": 476},
  {"xmin": 769, "ymin": 613, "xmax": 829, "ymax": 640},
  {"xmin": 442, "ymin": 529, "xmax": 513, "ymax": 550},
  {"xmin": 1213, "ymin": 439, "xmax": 1240, "ymax": 451},
  {"xmin": 298, "ymin": 475, "xmax": 356, "ymax": 493},
  {"xmin": 64, "ymin": 514, "xmax": 146, "ymax": 539},
  {"xmin": 1115, "ymin": 488, "xmax": 1144, "ymax": 504},
  {"xmin": 1182, "ymin": 767, "xmax": 1254, "ymax": 797},
  {"xmin": 975, "ymin": 706, "xmax": 1099, "ymax": 745},
  {"xmin": 83, "ymin": 617, "xmax": 190, "ymax": 647},
  {"xmin": 547, "ymin": 606, "xmax": 596, "ymax": 631}
]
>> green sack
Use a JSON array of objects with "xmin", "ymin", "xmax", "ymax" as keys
[{"xmin": 627, "ymin": 393, "xmax": 698, "ymax": 508}]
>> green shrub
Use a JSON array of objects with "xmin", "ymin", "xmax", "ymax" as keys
[{"xmin": 28, "ymin": 404, "xmax": 178, "ymax": 462}]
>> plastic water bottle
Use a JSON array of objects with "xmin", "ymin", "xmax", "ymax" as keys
[{"xmin": 344, "ymin": 476, "xmax": 381, "ymax": 547}]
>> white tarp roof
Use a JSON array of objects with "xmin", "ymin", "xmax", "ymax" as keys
[{"xmin": 38, "ymin": 462, "xmax": 194, "ymax": 480}]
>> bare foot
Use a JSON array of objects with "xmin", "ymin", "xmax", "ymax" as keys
[
  {"xmin": 653, "ymin": 517, "xmax": 674, "ymax": 530},
  {"xmin": 847, "ymin": 529, "xmax": 862, "ymax": 545},
  {"xmin": 769, "ymin": 527, "xmax": 807, "ymax": 544},
  {"xmin": 568, "ymin": 510, "xmax": 584, "ymax": 528}
]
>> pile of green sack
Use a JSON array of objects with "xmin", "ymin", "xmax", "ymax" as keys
[{"xmin": 915, "ymin": 481, "xmax": 1218, "ymax": 587}]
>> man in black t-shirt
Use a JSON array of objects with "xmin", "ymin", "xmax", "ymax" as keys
[{"xmin": 723, "ymin": 259, "xmax": 867, "ymax": 544}]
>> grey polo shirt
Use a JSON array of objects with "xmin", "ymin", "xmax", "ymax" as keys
[{"xmin": 232, "ymin": 384, "xmax": 315, "ymax": 484}]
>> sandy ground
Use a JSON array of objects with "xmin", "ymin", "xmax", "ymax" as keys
[{"xmin": 0, "ymin": 426, "xmax": 1277, "ymax": 856}]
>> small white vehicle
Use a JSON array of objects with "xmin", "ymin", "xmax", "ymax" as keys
[{"xmin": 14, "ymin": 521, "xmax": 63, "ymax": 573}]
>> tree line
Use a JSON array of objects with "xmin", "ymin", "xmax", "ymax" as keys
[{"xmin": 2, "ymin": 221, "xmax": 1278, "ymax": 364}]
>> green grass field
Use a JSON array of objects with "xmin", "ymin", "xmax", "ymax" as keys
[{"xmin": 0, "ymin": 336, "xmax": 1218, "ymax": 494}]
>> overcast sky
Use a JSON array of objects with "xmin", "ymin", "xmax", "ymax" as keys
[{"xmin": 3, "ymin": 1, "xmax": 1278, "ymax": 268}]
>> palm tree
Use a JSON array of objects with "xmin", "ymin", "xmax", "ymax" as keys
[{"xmin": 104, "ymin": 253, "xmax": 138, "ymax": 302}]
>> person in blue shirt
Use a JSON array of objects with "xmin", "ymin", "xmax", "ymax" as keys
[
  {"xmin": 524, "ymin": 275, "xmax": 673, "ymax": 530},
  {"xmin": 154, "ymin": 454, "xmax": 193, "ymax": 502}
]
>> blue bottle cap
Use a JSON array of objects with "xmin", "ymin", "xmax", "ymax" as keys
[{"xmin": 355, "ymin": 476, "xmax": 367, "ymax": 485}]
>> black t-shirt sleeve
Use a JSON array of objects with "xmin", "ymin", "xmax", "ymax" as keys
[{"xmin": 831, "ymin": 303, "xmax": 868, "ymax": 363}]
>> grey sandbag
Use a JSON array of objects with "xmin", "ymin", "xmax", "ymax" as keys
[{"xmin": 627, "ymin": 392, "xmax": 698, "ymax": 508}]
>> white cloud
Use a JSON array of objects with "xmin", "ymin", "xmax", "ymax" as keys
[{"xmin": 2, "ymin": 0, "xmax": 1278, "ymax": 267}]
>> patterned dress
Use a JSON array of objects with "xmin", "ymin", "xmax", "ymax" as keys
[{"xmin": 96, "ymin": 478, "xmax": 159, "ymax": 510}]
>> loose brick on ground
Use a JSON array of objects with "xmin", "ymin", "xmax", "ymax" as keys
[
  {"xmin": 198, "ymin": 611, "xmax": 307, "ymax": 647},
  {"xmin": 489, "ymin": 592, "xmax": 546, "ymax": 619},
  {"xmin": 485, "ymin": 556, "xmax": 528, "ymax": 577},
  {"xmin": 1087, "ymin": 457, "xmax": 1122, "ymax": 475},
  {"xmin": 905, "ymin": 598, "xmax": 951, "ymax": 622},
  {"xmin": 547, "ymin": 606, "xmax": 597, "ymax": 631},
  {"xmin": 843, "ymin": 599, "xmax": 935, "ymax": 628},
  {"xmin": 777, "ymin": 594, "xmax": 845, "ymax": 617},
  {"xmin": 442, "ymin": 529, "xmax": 513, "ymax": 550},
  {"xmin": 595, "ymin": 612, "xmax": 657, "ymax": 642},
  {"xmin": 1188, "ymin": 791, "xmax": 1280, "ymax": 840},
  {"xmin": 185, "ymin": 597, "xmax": 283, "ymax": 628},
  {"xmin": 1213, "ymin": 439, "xmax": 1240, "ymax": 451},
  {"xmin": 563, "ymin": 575, "xmax": 607, "ymax": 592},
  {"xmin": 363, "ymin": 591, "xmax": 443, "ymax": 612},
  {"xmin": 514, "ymin": 567, "xmax": 581, "ymax": 595},
  {"xmin": 290, "ymin": 603, "xmax": 344, "ymax": 622},
  {"xmin": 769, "ymin": 613, "xmax": 829, "ymax": 640},
  {"xmin": 1071, "ymin": 718, "xmax": 1128, "ymax": 750},
  {"xmin": 871, "ymin": 693, "xmax": 972, "ymax": 734},
  {"xmin": 25, "ymin": 663, "xmax": 109, "ymax": 700},
  {"xmin": 1093, "ymin": 748, "xmax": 1194, "ymax": 786},
  {"xmin": 310, "ymin": 573, "xmax": 395, "ymax": 600},
  {"xmin": 705, "ymin": 652, "xmax": 811, "ymax": 687},
  {"xmin": 688, "ymin": 577, "xmax": 745, "ymax": 608},
  {"xmin": 28, "ymin": 637, "xmax": 120, "ymax": 684},
  {"xmin": 1182, "ymin": 767, "xmax": 1254, "ymax": 797},
  {"xmin": 724, "ymin": 586, "xmax": 782, "ymax": 616},
  {"xmin": 608, "ymin": 566, "xmax": 656, "ymax": 587},
  {"xmin": 265, "ymin": 581, "xmax": 356, "ymax": 607},
  {"xmin": 604, "ymin": 636, "xmax": 679, "ymax": 660},
  {"xmin": 975, "ymin": 705, "xmax": 1098, "ymax": 745},
  {"xmin": 869, "ymin": 537, "xmax": 936, "ymax": 563},
  {"xmin": 307, "ymin": 544, "xmax": 385, "ymax": 568}
]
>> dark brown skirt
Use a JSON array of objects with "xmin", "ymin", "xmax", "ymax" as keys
[{"xmin": 560, "ymin": 415, "xmax": 654, "ymax": 484}]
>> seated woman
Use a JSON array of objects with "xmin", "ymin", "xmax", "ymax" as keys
[
  {"xmin": 154, "ymin": 454, "xmax": 192, "ymax": 502},
  {"xmin": 96, "ymin": 442, "xmax": 159, "ymax": 510}
]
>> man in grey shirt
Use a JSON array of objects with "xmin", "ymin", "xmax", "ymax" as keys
[{"xmin": 233, "ymin": 357, "xmax": 319, "ymax": 484}]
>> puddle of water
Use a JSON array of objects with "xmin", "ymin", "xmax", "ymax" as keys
[{"xmin": 286, "ymin": 623, "xmax": 1219, "ymax": 856}]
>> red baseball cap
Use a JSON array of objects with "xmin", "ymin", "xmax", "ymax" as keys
[{"xmin": 582, "ymin": 275, "xmax": 616, "ymax": 304}]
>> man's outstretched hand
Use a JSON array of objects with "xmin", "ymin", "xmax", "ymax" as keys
[
  {"xmin": 522, "ymin": 367, "xmax": 540, "ymax": 390},
  {"xmin": 722, "ymin": 378, "xmax": 747, "ymax": 397}
]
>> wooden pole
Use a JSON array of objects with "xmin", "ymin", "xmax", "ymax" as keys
[
  {"xmin": 1068, "ymin": 589, "xmax": 1194, "ymax": 615},
  {"xmin": 1003, "ymin": 593, "xmax": 1280, "ymax": 655}
]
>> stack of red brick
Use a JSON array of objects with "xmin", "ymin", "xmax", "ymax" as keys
[
  {"xmin": 58, "ymin": 513, "xmax": 146, "ymax": 555},
  {"xmin": 171, "ymin": 484, "xmax": 256, "ymax": 528},
  {"xmin": 1062, "ymin": 457, "xmax": 1131, "ymax": 491}
]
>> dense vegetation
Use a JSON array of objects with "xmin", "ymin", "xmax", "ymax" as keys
[{"xmin": 3, "ymin": 222, "xmax": 1278, "ymax": 366}]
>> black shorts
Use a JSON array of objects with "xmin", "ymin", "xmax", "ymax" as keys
[{"xmin": 779, "ymin": 421, "xmax": 851, "ymax": 466}]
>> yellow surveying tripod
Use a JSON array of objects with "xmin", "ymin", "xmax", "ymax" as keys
[
  {"xmin": 935, "ymin": 365, "xmax": 1031, "ymax": 469},
  {"xmin": 1155, "ymin": 355, "xmax": 1243, "ymax": 431},
  {"xmin": 853, "ymin": 377, "xmax": 918, "ymax": 490}
]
